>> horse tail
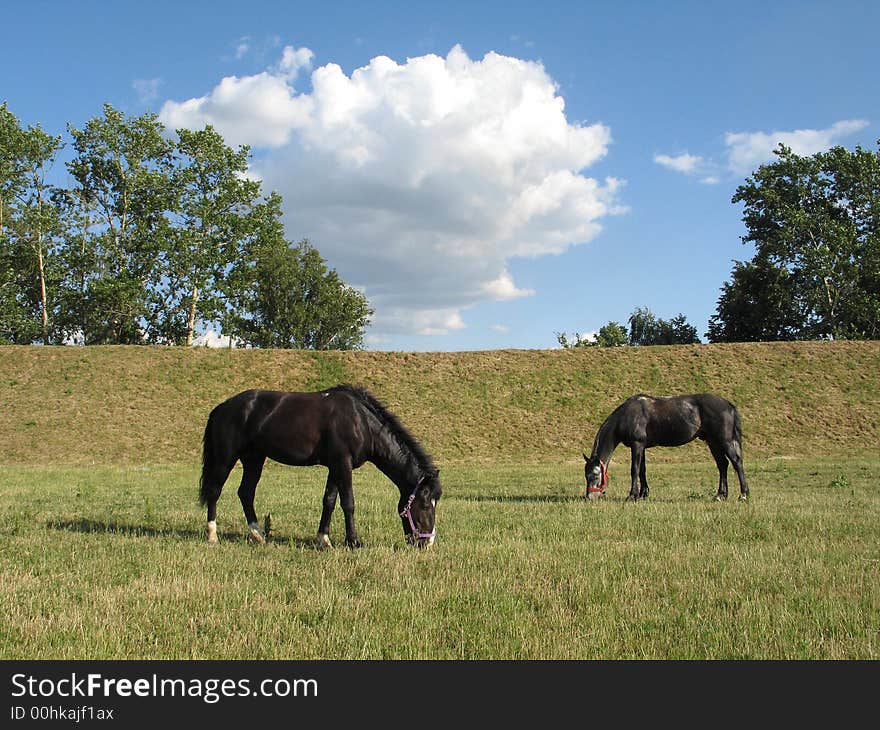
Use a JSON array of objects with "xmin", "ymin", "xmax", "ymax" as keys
[
  {"xmin": 731, "ymin": 403, "xmax": 744, "ymax": 460},
  {"xmin": 199, "ymin": 408, "xmax": 218, "ymax": 506}
]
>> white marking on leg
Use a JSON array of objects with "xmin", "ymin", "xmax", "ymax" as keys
[
  {"xmin": 247, "ymin": 520, "xmax": 266, "ymax": 544},
  {"xmin": 316, "ymin": 532, "xmax": 332, "ymax": 549},
  {"xmin": 206, "ymin": 520, "xmax": 218, "ymax": 544}
]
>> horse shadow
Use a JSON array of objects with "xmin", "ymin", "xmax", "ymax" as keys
[
  {"xmin": 46, "ymin": 518, "xmax": 333, "ymax": 548},
  {"xmin": 46, "ymin": 518, "xmax": 204, "ymax": 541}
]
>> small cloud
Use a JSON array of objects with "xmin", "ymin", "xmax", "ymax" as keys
[
  {"xmin": 490, "ymin": 324, "xmax": 509, "ymax": 333},
  {"xmin": 483, "ymin": 270, "xmax": 535, "ymax": 301},
  {"xmin": 699, "ymin": 176, "xmax": 720, "ymax": 185},
  {"xmin": 132, "ymin": 78, "xmax": 162, "ymax": 106},
  {"xmin": 725, "ymin": 119, "xmax": 869, "ymax": 174},
  {"xmin": 509, "ymin": 34, "xmax": 535, "ymax": 48},
  {"xmin": 276, "ymin": 45, "xmax": 314, "ymax": 80},
  {"xmin": 235, "ymin": 36, "xmax": 252, "ymax": 60},
  {"xmin": 654, "ymin": 152, "xmax": 703, "ymax": 174}
]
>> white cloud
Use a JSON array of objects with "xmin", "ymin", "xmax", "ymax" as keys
[
  {"xmin": 653, "ymin": 152, "xmax": 702, "ymax": 174},
  {"xmin": 490, "ymin": 324, "xmax": 509, "ymax": 333},
  {"xmin": 234, "ymin": 37, "xmax": 251, "ymax": 60},
  {"xmin": 483, "ymin": 270, "xmax": 534, "ymax": 300},
  {"xmin": 159, "ymin": 45, "xmax": 622, "ymax": 339},
  {"xmin": 132, "ymin": 78, "xmax": 162, "ymax": 105},
  {"xmin": 276, "ymin": 45, "xmax": 314, "ymax": 79},
  {"xmin": 725, "ymin": 119, "xmax": 869, "ymax": 174},
  {"xmin": 160, "ymin": 70, "xmax": 313, "ymax": 148},
  {"xmin": 653, "ymin": 152, "xmax": 720, "ymax": 184}
]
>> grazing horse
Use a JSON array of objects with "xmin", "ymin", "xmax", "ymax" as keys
[
  {"xmin": 583, "ymin": 393, "xmax": 749, "ymax": 502},
  {"xmin": 199, "ymin": 385, "xmax": 442, "ymax": 548}
]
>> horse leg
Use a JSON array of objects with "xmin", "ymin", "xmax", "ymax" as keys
[
  {"xmin": 708, "ymin": 441, "xmax": 729, "ymax": 501},
  {"xmin": 724, "ymin": 440, "xmax": 750, "ymax": 501},
  {"xmin": 201, "ymin": 458, "xmax": 236, "ymax": 544},
  {"xmin": 638, "ymin": 451, "xmax": 650, "ymax": 499},
  {"xmin": 316, "ymin": 471, "xmax": 339, "ymax": 548},
  {"xmin": 334, "ymin": 463, "xmax": 362, "ymax": 549},
  {"xmin": 628, "ymin": 444, "xmax": 644, "ymax": 501},
  {"xmin": 237, "ymin": 455, "xmax": 267, "ymax": 543}
]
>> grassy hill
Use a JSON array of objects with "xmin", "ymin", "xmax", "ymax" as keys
[
  {"xmin": 1, "ymin": 340, "xmax": 877, "ymax": 465},
  {"xmin": 2, "ymin": 341, "xmax": 877, "ymax": 660}
]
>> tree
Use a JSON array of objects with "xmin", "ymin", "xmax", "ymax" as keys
[
  {"xmin": 0, "ymin": 105, "xmax": 64, "ymax": 343},
  {"xmin": 157, "ymin": 125, "xmax": 264, "ymax": 345},
  {"xmin": 627, "ymin": 306, "xmax": 658, "ymax": 346},
  {"xmin": 63, "ymin": 104, "xmax": 174, "ymax": 344},
  {"xmin": 595, "ymin": 321, "xmax": 628, "ymax": 347},
  {"xmin": 231, "ymin": 234, "xmax": 373, "ymax": 350},
  {"xmin": 706, "ymin": 256, "xmax": 807, "ymax": 342},
  {"xmin": 710, "ymin": 141, "xmax": 880, "ymax": 341},
  {"xmin": 627, "ymin": 306, "xmax": 699, "ymax": 345}
]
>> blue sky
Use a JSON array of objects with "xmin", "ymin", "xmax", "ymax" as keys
[{"xmin": 3, "ymin": 0, "xmax": 878, "ymax": 350}]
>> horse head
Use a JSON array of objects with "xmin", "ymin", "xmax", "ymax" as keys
[
  {"xmin": 399, "ymin": 469, "xmax": 442, "ymax": 548},
  {"xmin": 583, "ymin": 452, "xmax": 607, "ymax": 501}
]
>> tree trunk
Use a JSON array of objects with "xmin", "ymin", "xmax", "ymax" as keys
[
  {"xmin": 186, "ymin": 285, "xmax": 198, "ymax": 346},
  {"xmin": 35, "ymin": 189, "xmax": 49, "ymax": 344},
  {"xmin": 36, "ymin": 234, "xmax": 48, "ymax": 343}
]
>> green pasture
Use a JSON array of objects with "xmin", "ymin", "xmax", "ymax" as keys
[{"xmin": 1, "ymin": 456, "xmax": 877, "ymax": 659}]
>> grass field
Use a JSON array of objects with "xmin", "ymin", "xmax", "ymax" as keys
[
  {"xmin": 0, "ymin": 342, "xmax": 878, "ymax": 659},
  {"xmin": 1, "ymin": 456, "xmax": 877, "ymax": 659}
]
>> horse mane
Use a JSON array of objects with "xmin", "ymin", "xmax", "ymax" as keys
[{"xmin": 328, "ymin": 384, "xmax": 437, "ymax": 474}]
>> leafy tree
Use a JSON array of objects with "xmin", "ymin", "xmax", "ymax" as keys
[
  {"xmin": 665, "ymin": 314, "xmax": 700, "ymax": 345},
  {"xmin": 0, "ymin": 103, "xmax": 24, "ymax": 236},
  {"xmin": 0, "ymin": 103, "xmax": 32, "ymax": 343},
  {"xmin": 557, "ymin": 309, "xmax": 697, "ymax": 348},
  {"xmin": 232, "ymin": 234, "xmax": 373, "ymax": 350},
  {"xmin": 711, "ymin": 141, "xmax": 880, "ymax": 341},
  {"xmin": 0, "ymin": 105, "xmax": 64, "ymax": 343},
  {"xmin": 706, "ymin": 256, "xmax": 807, "ymax": 342},
  {"xmin": 63, "ymin": 104, "xmax": 174, "ymax": 344},
  {"xmin": 158, "ymin": 125, "xmax": 263, "ymax": 345},
  {"xmin": 627, "ymin": 306, "xmax": 699, "ymax": 345},
  {"xmin": 595, "ymin": 321, "xmax": 628, "ymax": 347},
  {"xmin": 627, "ymin": 306, "xmax": 658, "ymax": 346}
]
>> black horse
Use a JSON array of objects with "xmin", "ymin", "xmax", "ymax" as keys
[
  {"xmin": 199, "ymin": 385, "xmax": 442, "ymax": 548},
  {"xmin": 583, "ymin": 393, "xmax": 749, "ymax": 502}
]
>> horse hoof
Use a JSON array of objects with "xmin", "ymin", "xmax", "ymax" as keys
[
  {"xmin": 345, "ymin": 538, "xmax": 363, "ymax": 549},
  {"xmin": 739, "ymin": 494, "xmax": 749, "ymax": 502},
  {"xmin": 316, "ymin": 533, "xmax": 333, "ymax": 549},
  {"xmin": 206, "ymin": 521, "xmax": 219, "ymax": 544}
]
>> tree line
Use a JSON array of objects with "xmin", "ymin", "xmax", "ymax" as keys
[
  {"xmin": 0, "ymin": 102, "xmax": 372, "ymax": 348},
  {"xmin": 3, "ymin": 100, "xmax": 877, "ymax": 350},
  {"xmin": 559, "ymin": 140, "xmax": 880, "ymax": 347}
]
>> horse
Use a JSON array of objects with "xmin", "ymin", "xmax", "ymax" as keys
[
  {"xmin": 199, "ymin": 384, "xmax": 442, "ymax": 548},
  {"xmin": 583, "ymin": 393, "xmax": 749, "ymax": 502}
]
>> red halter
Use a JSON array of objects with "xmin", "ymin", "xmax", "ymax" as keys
[{"xmin": 587, "ymin": 460, "xmax": 608, "ymax": 496}]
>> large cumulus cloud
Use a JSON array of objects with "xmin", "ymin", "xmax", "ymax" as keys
[{"xmin": 160, "ymin": 45, "xmax": 622, "ymax": 338}]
